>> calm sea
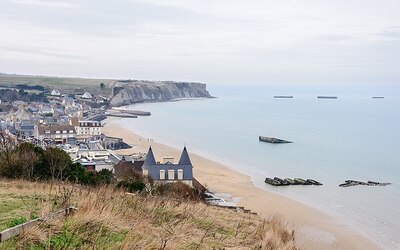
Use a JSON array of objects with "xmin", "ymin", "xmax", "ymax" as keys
[{"xmin": 117, "ymin": 84, "xmax": 400, "ymax": 249}]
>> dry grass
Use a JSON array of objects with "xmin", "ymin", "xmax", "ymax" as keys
[{"xmin": 0, "ymin": 179, "xmax": 297, "ymax": 249}]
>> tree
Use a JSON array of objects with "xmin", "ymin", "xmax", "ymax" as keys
[
  {"xmin": 17, "ymin": 143, "xmax": 39, "ymax": 180},
  {"xmin": 64, "ymin": 162, "xmax": 89, "ymax": 183},
  {"xmin": 100, "ymin": 83, "xmax": 105, "ymax": 89},
  {"xmin": 0, "ymin": 132, "xmax": 19, "ymax": 178},
  {"xmin": 43, "ymin": 148, "xmax": 72, "ymax": 180}
]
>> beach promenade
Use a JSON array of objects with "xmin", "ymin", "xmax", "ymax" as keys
[{"xmin": 102, "ymin": 118, "xmax": 379, "ymax": 249}]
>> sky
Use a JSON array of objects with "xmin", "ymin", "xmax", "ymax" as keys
[{"xmin": 0, "ymin": 0, "xmax": 399, "ymax": 85}]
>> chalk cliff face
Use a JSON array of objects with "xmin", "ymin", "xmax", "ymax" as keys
[{"xmin": 109, "ymin": 80, "xmax": 212, "ymax": 107}]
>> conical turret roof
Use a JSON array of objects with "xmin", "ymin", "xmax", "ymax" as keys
[
  {"xmin": 143, "ymin": 146, "xmax": 156, "ymax": 168},
  {"xmin": 178, "ymin": 146, "xmax": 192, "ymax": 165}
]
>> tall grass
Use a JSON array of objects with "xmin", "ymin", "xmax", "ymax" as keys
[{"xmin": 0, "ymin": 179, "xmax": 297, "ymax": 249}]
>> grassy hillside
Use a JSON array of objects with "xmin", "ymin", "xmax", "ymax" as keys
[
  {"xmin": 0, "ymin": 180, "xmax": 297, "ymax": 249},
  {"xmin": 0, "ymin": 74, "xmax": 115, "ymax": 89}
]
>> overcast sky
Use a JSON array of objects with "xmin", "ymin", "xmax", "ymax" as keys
[{"xmin": 1, "ymin": 0, "xmax": 399, "ymax": 85}]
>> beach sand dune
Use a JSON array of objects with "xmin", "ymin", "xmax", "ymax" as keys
[{"xmin": 103, "ymin": 118, "xmax": 379, "ymax": 249}]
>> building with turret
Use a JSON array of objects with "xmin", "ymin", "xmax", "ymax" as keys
[{"xmin": 143, "ymin": 146, "xmax": 194, "ymax": 186}]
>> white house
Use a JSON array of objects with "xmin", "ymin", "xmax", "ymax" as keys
[
  {"xmin": 81, "ymin": 92, "xmax": 93, "ymax": 99},
  {"xmin": 71, "ymin": 118, "xmax": 102, "ymax": 140},
  {"xmin": 51, "ymin": 89, "xmax": 62, "ymax": 96}
]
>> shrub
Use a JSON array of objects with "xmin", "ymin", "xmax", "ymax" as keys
[
  {"xmin": 155, "ymin": 182, "xmax": 201, "ymax": 201},
  {"xmin": 117, "ymin": 180, "xmax": 146, "ymax": 193}
]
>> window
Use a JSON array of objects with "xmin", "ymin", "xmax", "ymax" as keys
[
  {"xmin": 177, "ymin": 169, "xmax": 183, "ymax": 180},
  {"xmin": 56, "ymin": 131, "xmax": 60, "ymax": 134},
  {"xmin": 168, "ymin": 169, "xmax": 175, "ymax": 180},
  {"xmin": 63, "ymin": 130, "xmax": 67, "ymax": 133},
  {"xmin": 69, "ymin": 130, "xmax": 73, "ymax": 133},
  {"xmin": 159, "ymin": 170, "xmax": 165, "ymax": 180}
]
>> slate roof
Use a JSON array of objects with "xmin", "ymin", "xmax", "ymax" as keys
[
  {"xmin": 178, "ymin": 146, "xmax": 192, "ymax": 165},
  {"xmin": 143, "ymin": 146, "xmax": 156, "ymax": 168},
  {"xmin": 37, "ymin": 125, "xmax": 76, "ymax": 135}
]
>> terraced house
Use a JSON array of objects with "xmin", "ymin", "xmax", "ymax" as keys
[{"xmin": 35, "ymin": 124, "xmax": 76, "ymax": 144}]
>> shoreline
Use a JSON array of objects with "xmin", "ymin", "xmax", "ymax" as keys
[{"xmin": 102, "ymin": 117, "xmax": 379, "ymax": 249}]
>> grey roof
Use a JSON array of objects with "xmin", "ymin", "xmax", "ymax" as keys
[
  {"xmin": 178, "ymin": 146, "xmax": 192, "ymax": 165},
  {"xmin": 20, "ymin": 125, "xmax": 34, "ymax": 130},
  {"xmin": 143, "ymin": 146, "xmax": 156, "ymax": 168}
]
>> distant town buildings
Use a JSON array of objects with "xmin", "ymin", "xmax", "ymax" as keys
[{"xmin": 0, "ymin": 84, "xmax": 138, "ymax": 176}]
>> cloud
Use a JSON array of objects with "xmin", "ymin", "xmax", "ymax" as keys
[
  {"xmin": 11, "ymin": 0, "xmax": 77, "ymax": 8},
  {"xmin": 0, "ymin": 0, "xmax": 399, "ymax": 84},
  {"xmin": 374, "ymin": 26, "xmax": 400, "ymax": 40},
  {"xmin": 0, "ymin": 46, "xmax": 88, "ymax": 60}
]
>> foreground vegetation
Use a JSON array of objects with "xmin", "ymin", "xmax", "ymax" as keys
[
  {"xmin": 0, "ymin": 180, "xmax": 297, "ymax": 249},
  {"xmin": 0, "ymin": 133, "xmax": 297, "ymax": 249},
  {"xmin": 0, "ymin": 134, "xmax": 113, "ymax": 185}
]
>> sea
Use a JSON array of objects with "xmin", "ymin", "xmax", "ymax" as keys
[{"xmin": 116, "ymin": 84, "xmax": 400, "ymax": 249}]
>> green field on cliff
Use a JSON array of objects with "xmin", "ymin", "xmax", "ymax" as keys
[{"xmin": 0, "ymin": 74, "xmax": 114, "ymax": 88}]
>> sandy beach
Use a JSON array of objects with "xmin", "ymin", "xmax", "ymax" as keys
[{"xmin": 103, "ymin": 118, "xmax": 379, "ymax": 249}]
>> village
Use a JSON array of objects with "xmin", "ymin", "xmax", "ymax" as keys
[
  {"xmin": 1, "ymin": 87, "xmax": 127, "ymax": 168},
  {"xmin": 0, "ymin": 85, "xmax": 214, "ymax": 198}
]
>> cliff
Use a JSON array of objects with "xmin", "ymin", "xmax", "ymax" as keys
[{"xmin": 109, "ymin": 80, "xmax": 212, "ymax": 107}]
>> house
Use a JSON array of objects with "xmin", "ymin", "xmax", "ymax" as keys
[
  {"xmin": 27, "ymin": 106, "xmax": 38, "ymax": 113},
  {"xmin": 65, "ymin": 106, "xmax": 83, "ymax": 118},
  {"xmin": 0, "ymin": 120, "xmax": 8, "ymax": 132},
  {"xmin": 39, "ymin": 107, "xmax": 54, "ymax": 116},
  {"xmin": 12, "ymin": 101, "xmax": 27, "ymax": 107},
  {"xmin": 17, "ymin": 120, "xmax": 35, "ymax": 138},
  {"xmin": 62, "ymin": 97, "xmax": 75, "ymax": 107},
  {"xmin": 51, "ymin": 89, "xmax": 62, "ymax": 96},
  {"xmin": 114, "ymin": 160, "xmax": 144, "ymax": 179},
  {"xmin": 13, "ymin": 108, "xmax": 32, "ymax": 121},
  {"xmin": 76, "ymin": 158, "xmax": 96, "ymax": 171},
  {"xmin": 142, "ymin": 146, "xmax": 194, "ymax": 185},
  {"xmin": 35, "ymin": 124, "xmax": 77, "ymax": 144},
  {"xmin": 72, "ymin": 119, "xmax": 102, "ymax": 140},
  {"xmin": 81, "ymin": 92, "xmax": 92, "ymax": 99}
]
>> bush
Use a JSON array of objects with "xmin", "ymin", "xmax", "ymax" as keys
[
  {"xmin": 155, "ymin": 182, "xmax": 201, "ymax": 201},
  {"xmin": 87, "ymin": 169, "xmax": 113, "ymax": 186},
  {"xmin": 0, "ymin": 141, "xmax": 113, "ymax": 187},
  {"xmin": 117, "ymin": 180, "xmax": 146, "ymax": 193}
]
